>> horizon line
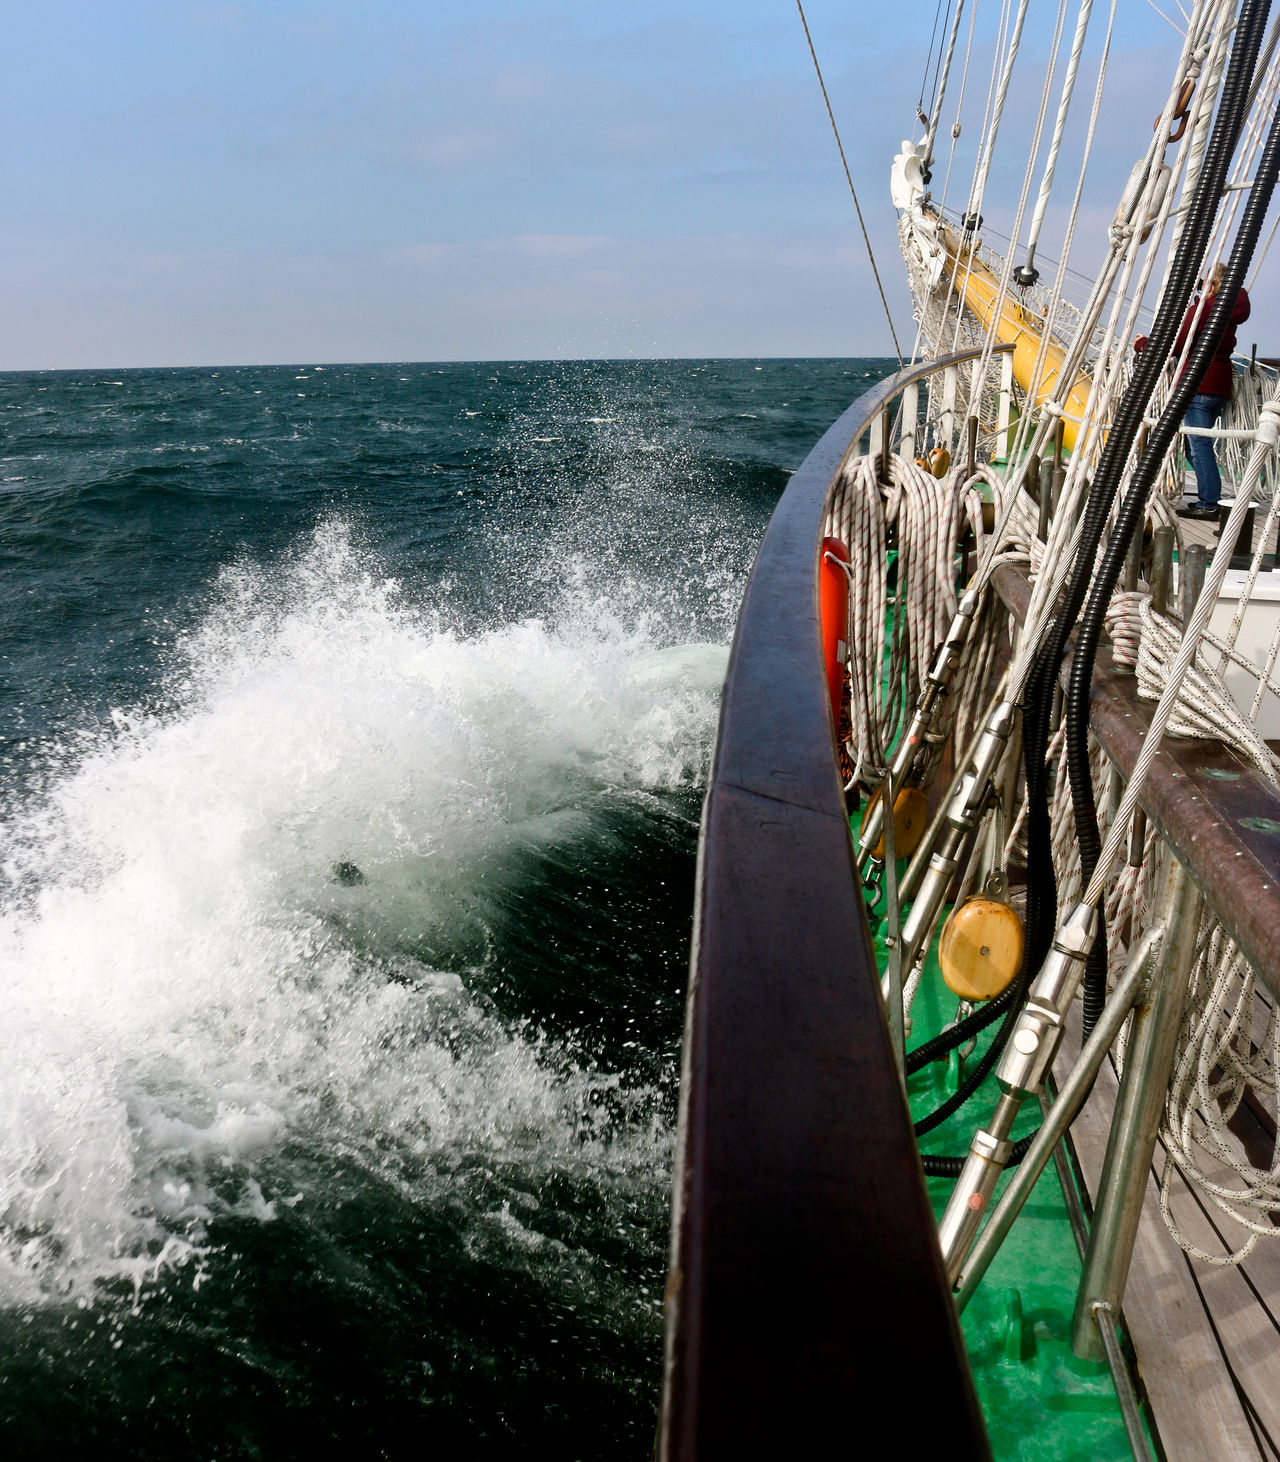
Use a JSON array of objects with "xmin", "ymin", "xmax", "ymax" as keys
[{"xmin": 0, "ymin": 352, "xmax": 901, "ymax": 376}]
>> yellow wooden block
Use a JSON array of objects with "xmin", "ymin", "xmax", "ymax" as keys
[
  {"xmin": 866, "ymin": 785, "xmax": 929, "ymax": 861},
  {"xmin": 939, "ymin": 897, "xmax": 1024, "ymax": 1001}
]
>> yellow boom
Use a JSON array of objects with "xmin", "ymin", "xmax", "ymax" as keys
[{"xmin": 941, "ymin": 223, "xmax": 1091, "ymax": 453}]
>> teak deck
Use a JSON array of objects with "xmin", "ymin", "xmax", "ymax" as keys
[
  {"xmin": 1058, "ymin": 1012, "xmax": 1280, "ymax": 1461},
  {"xmin": 991, "ymin": 556, "xmax": 1280, "ymax": 1461}
]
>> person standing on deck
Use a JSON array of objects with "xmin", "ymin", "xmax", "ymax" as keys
[{"xmin": 1134, "ymin": 263, "xmax": 1251, "ymax": 522}]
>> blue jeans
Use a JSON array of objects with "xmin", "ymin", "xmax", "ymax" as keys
[{"xmin": 1184, "ymin": 393, "xmax": 1227, "ymax": 509}]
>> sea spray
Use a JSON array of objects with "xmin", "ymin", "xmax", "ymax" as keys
[
  {"xmin": 0, "ymin": 520, "xmax": 723, "ymax": 1308},
  {"xmin": 0, "ymin": 356, "xmax": 881, "ymax": 1454}
]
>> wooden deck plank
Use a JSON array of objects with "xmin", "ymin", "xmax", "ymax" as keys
[
  {"xmin": 1155, "ymin": 1154, "xmax": 1280, "ymax": 1457},
  {"xmin": 1056, "ymin": 1009, "xmax": 1264, "ymax": 1460}
]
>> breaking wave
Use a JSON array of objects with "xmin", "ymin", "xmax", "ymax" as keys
[{"xmin": 0, "ymin": 520, "xmax": 726, "ymax": 1307}]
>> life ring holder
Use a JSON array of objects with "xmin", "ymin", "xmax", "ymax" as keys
[{"xmin": 819, "ymin": 536, "xmax": 851, "ymax": 727}]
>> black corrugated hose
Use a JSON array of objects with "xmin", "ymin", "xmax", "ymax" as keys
[
  {"xmin": 922, "ymin": 1133, "xmax": 1035, "ymax": 1179},
  {"xmin": 1067, "ymin": 55, "xmax": 1280, "ymax": 1041},
  {"xmin": 1021, "ymin": 0, "xmax": 1270, "ymax": 1038},
  {"xmin": 908, "ymin": 4, "xmax": 1272, "ymax": 1161}
]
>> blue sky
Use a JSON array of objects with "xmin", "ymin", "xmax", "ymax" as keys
[{"xmin": 0, "ymin": 1, "xmax": 1268, "ymax": 367}]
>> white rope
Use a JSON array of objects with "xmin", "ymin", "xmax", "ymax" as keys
[
  {"xmin": 966, "ymin": 0, "xmax": 1033, "ymax": 225},
  {"xmin": 1022, "ymin": 0, "xmax": 1096, "ymax": 271},
  {"xmin": 1157, "ymin": 906, "xmax": 1280, "ymax": 1262},
  {"xmin": 827, "ymin": 454, "xmax": 992, "ymax": 793},
  {"xmin": 1084, "ymin": 391, "xmax": 1280, "ymax": 906},
  {"xmin": 1105, "ymin": 591, "xmax": 1280, "ymax": 778},
  {"xmin": 923, "ymin": 0, "xmax": 969, "ymax": 173}
]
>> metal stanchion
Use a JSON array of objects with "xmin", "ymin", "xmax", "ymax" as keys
[
  {"xmin": 1070, "ymin": 857, "xmax": 1201, "ymax": 1361},
  {"xmin": 954, "ymin": 926, "xmax": 1163, "ymax": 1309}
]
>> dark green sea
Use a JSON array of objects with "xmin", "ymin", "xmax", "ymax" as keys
[{"xmin": 0, "ymin": 357, "xmax": 892, "ymax": 1459}]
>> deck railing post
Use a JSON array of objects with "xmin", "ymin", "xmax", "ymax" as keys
[
  {"xmin": 1180, "ymin": 542, "xmax": 1209, "ymax": 620},
  {"xmin": 996, "ymin": 348, "xmax": 1014, "ymax": 461},
  {"xmin": 1150, "ymin": 527, "xmax": 1175, "ymax": 615},
  {"xmin": 1070, "ymin": 856, "xmax": 1202, "ymax": 1361},
  {"xmin": 870, "ymin": 411, "xmax": 887, "ymax": 483},
  {"xmin": 941, "ymin": 365, "xmax": 958, "ymax": 454},
  {"xmin": 902, "ymin": 381, "xmax": 920, "ymax": 461}
]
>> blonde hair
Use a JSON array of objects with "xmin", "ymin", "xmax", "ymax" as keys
[{"xmin": 1208, "ymin": 261, "xmax": 1226, "ymax": 292}]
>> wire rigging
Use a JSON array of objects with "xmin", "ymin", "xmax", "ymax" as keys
[{"xmin": 794, "ymin": 0, "xmax": 904, "ymax": 365}]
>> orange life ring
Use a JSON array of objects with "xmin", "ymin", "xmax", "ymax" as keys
[{"xmin": 819, "ymin": 536, "xmax": 851, "ymax": 725}]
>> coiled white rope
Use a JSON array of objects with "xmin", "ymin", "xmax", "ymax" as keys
[
  {"xmin": 1084, "ymin": 393, "xmax": 1280, "ymax": 907},
  {"xmin": 1156, "ymin": 907, "xmax": 1280, "ymax": 1264},
  {"xmin": 1105, "ymin": 591, "xmax": 1280, "ymax": 779},
  {"xmin": 827, "ymin": 453, "xmax": 992, "ymax": 792}
]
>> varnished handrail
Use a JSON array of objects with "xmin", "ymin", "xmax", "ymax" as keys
[
  {"xmin": 991, "ymin": 562, "xmax": 1280, "ymax": 993},
  {"xmin": 659, "ymin": 355, "xmax": 993, "ymax": 1460}
]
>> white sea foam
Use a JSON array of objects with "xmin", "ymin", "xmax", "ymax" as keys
[{"xmin": 0, "ymin": 521, "xmax": 724, "ymax": 1307}]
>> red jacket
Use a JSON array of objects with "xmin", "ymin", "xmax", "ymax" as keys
[{"xmin": 1173, "ymin": 285, "xmax": 1251, "ymax": 398}]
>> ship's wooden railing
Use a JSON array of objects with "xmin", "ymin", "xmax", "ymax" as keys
[
  {"xmin": 990, "ymin": 564, "xmax": 1280, "ymax": 997},
  {"xmin": 988, "ymin": 561, "xmax": 1280, "ymax": 1376},
  {"xmin": 658, "ymin": 354, "xmax": 992, "ymax": 1460}
]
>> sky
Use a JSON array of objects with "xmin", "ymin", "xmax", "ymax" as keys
[{"xmin": 0, "ymin": 0, "xmax": 1272, "ymax": 368}]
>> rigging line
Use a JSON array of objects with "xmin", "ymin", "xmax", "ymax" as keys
[
  {"xmin": 794, "ymin": 0, "xmax": 904, "ymax": 365},
  {"xmin": 1147, "ymin": 0, "xmax": 1191, "ymax": 33},
  {"xmin": 917, "ymin": 0, "xmax": 949, "ymax": 118},
  {"xmin": 947, "ymin": 0, "xmax": 1021, "ymax": 353},
  {"xmin": 968, "ymin": 0, "xmax": 1033, "ymax": 220},
  {"xmin": 923, "ymin": 0, "xmax": 955, "ymax": 130},
  {"xmin": 924, "ymin": 0, "xmax": 969, "ymax": 175},
  {"xmin": 1024, "ymin": 0, "xmax": 1095, "ymax": 270},
  {"xmin": 962, "ymin": 220, "xmax": 1106, "ymax": 294},
  {"xmin": 1247, "ymin": 13, "xmax": 1280, "ymax": 112},
  {"xmin": 1249, "ymin": 205, "xmax": 1280, "ymax": 284},
  {"xmin": 971, "ymin": 0, "xmax": 1070, "ymax": 399}
]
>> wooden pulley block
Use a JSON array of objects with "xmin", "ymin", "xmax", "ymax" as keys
[
  {"xmin": 928, "ymin": 446, "xmax": 951, "ymax": 478},
  {"xmin": 865, "ymin": 785, "xmax": 929, "ymax": 861},
  {"xmin": 938, "ymin": 896, "xmax": 1024, "ymax": 1001}
]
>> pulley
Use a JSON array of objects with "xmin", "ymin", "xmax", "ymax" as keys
[
  {"xmin": 864, "ymin": 784, "xmax": 929, "ymax": 862},
  {"xmin": 939, "ymin": 897, "xmax": 1024, "ymax": 1002}
]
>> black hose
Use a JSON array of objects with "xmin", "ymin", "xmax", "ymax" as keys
[
  {"xmin": 921, "ymin": 1131, "xmax": 1035, "ymax": 1179},
  {"xmin": 906, "ymin": 978, "xmax": 1017, "ymax": 1073},
  {"xmin": 1068, "ymin": 50, "xmax": 1280, "ymax": 1038},
  {"xmin": 913, "ymin": 990, "xmax": 1023, "ymax": 1135},
  {"xmin": 910, "ymin": 7, "xmax": 1273, "ymax": 1136},
  {"xmin": 1021, "ymin": 0, "xmax": 1270, "ymax": 1039},
  {"xmin": 1020, "ymin": 638, "xmax": 1062, "ymax": 977}
]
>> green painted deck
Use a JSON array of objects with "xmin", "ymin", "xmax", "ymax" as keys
[{"xmin": 866, "ymin": 877, "xmax": 1153, "ymax": 1460}]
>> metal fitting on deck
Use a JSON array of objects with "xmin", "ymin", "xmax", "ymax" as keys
[
  {"xmin": 947, "ymin": 700, "xmax": 1018, "ymax": 832},
  {"xmin": 899, "ymin": 834, "xmax": 964, "ymax": 961},
  {"xmin": 925, "ymin": 587, "xmax": 983, "ymax": 691},
  {"xmin": 997, "ymin": 902, "xmax": 1099, "ymax": 1097},
  {"xmin": 857, "ymin": 592, "xmax": 986, "ymax": 875},
  {"xmin": 938, "ymin": 1098, "xmax": 1019, "ymax": 1283}
]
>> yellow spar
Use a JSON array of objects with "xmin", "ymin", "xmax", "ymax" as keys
[{"xmin": 940, "ymin": 221, "xmax": 1091, "ymax": 454}]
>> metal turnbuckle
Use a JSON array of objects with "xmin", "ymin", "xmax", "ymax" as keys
[{"xmin": 937, "ymin": 900, "xmax": 1099, "ymax": 1283}]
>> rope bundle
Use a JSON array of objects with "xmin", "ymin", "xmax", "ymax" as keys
[{"xmin": 826, "ymin": 452, "xmax": 993, "ymax": 793}]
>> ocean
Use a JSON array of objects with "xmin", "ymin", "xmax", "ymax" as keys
[{"xmin": 0, "ymin": 357, "xmax": 892, "ymax": 1459}]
